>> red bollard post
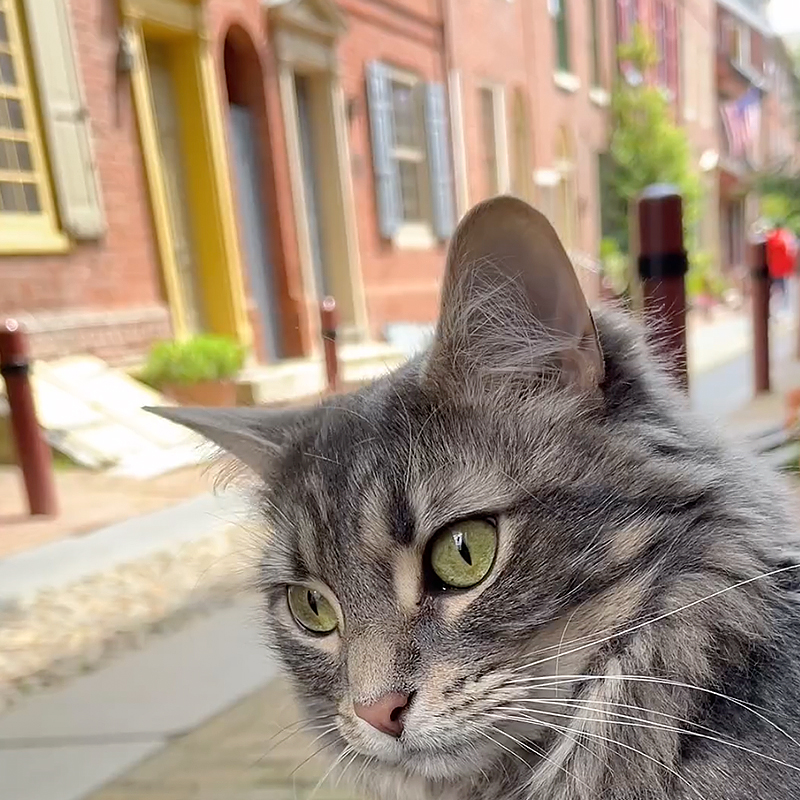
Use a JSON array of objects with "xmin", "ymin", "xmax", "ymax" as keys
[
  {"xmin": 320, "ymin": 297, "xmax": 340, "ymax": 394},
  {"xmin": 0, "ymin": 320, "xmax": 58, "ymax": 516},
  {"xmin": 637, "ymin": 185, "xmax": 689, "ymax": 392},
  {"xmin": 750, "ymin": 237, "xmax": 770, "ymax": 395}
]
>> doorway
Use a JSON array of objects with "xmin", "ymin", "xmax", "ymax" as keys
[
  {"xmin": 229, "ymin": 104, "xmax": 283, "ymax": 361},
  {"xmin": 294, "ymin": 73, "xmax": 329, "ymax": 299},
  {"xmin": 146, "ymin": 40, "xmax": 205, "ymax": 333}
]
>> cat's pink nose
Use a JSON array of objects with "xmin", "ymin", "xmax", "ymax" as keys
[{"xmin": 353, "ymin": 692, "xmax": 410, "ymax": 737}]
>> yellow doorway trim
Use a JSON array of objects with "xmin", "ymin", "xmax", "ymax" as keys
[
  {"xmin": 120, "ymin": 0, "xmax": 201, "ymax": 35},
  {"xmin": 121, "ymin": 0, "xmax": 252, "ymax": 349},
  {"xmin": 127, "ymin": 21, "xmax": 190, "ymax": 339}
]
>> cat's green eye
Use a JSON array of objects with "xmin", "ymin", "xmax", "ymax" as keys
[
  {"xmin": 287, "ymin": 585, "xmax": 338, "ymax": 634},
  {"xmin": 428, "ymin": 519, "xmax": 498, "ymax": 589}
]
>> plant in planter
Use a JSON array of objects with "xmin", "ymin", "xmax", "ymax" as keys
[{"xmin": 139, "ymin": 335, "xmax": 246, "ymax": 407}]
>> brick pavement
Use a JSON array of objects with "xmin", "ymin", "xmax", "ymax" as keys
[{"xmin": 85, "ymin": 678, "xmax": 363, "ymax": 800}]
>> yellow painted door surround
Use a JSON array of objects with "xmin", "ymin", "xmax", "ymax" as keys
[
  {"xmin": 146, "ymin": 40, "xmax": 204, "ymax": 333},
  {"xmin": 120, "ymin": 0, "xmax": 252, "ymax": 350}
]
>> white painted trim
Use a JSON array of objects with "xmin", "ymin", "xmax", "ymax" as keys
[
  {"xmin": 332, "ymin": 77, "xmax": 369, "ymax": 339},
  {"xmin": 533, "ymin": 168, "xmax": 561, "ymax": 187},
  {"xmin": 717, "ymin": 0, "xmax": 773, "ymax": 37},
  {"xmin": 553, "ymin": 71, "xmax": 580, "ymax": 93},
  {"xmin": 495, "ymin": 85, "xmax": 511, "ymax": 194},
  {"xmin": 393, "ymin": 222, "xmax": 437, "ymax": 250},
  {"xmin": 589, "ymin": 87, "xmax": 610, "ymax": 107},
  {"xmin": 447, "ymin": 69, "xmax": 469, "ymax": 218}
]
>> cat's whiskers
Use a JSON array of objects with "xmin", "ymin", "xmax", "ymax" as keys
[
  {"xmin": 333, "ymin": 747, "xmax": 362, "ymax": 789},
  {"xmin": 306, "ymin": 744, "xmax": 355, "ymax": 800},
  {"xmin": 510, "ymin": 562, "xmax": 800, "ymax": 678},
  {"xmin": 490, "ymin": 710, "xmax": 705, "ymax": 800},
  {"xmin": 288, "ymin": 725, "xmax": 345, "ymax": 779},
  {"xmin": 505, "ymin": 673, "xmax": 800, "ymax": 752},
  {"xmin": 505, "ymin": 695, "xmax": 723, "ymax": 737},
  {"xmin": 500, "ymin": 703, "xmax": 800, "ymax": 776},
  {"xmin": 251, "ymin": 716, "xmax": 339, "ymax": 768},
  {"xmin": 488, "ymin": 721, "xmax": 595, "ymax": 792}
]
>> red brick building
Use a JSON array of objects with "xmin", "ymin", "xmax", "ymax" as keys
[
  {"xmin": 443, "ymin": 0, "xmax": 613, "ymax": 301},
  {"xmin": 714, "ymin": 0, "xmax": 800, "ymax": 276},
  {"xmin": 4, "ymin": 0, "xmax": 688, "ymax": 401}
]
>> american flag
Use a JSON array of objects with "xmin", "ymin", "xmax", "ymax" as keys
[{"xmin": 721, "ymin": 87, "xmax": 762, "ymax": 163}]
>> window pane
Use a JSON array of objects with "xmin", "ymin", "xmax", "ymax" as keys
[
  {"xmin": 0, "ymin": 179, "xmax": 22, "ymax": 211},
  {"xmin": 0, "ymin": 12, "xmax": 8, "ymax": 45},
  {"xmin": 480, "ymin": 88, "xmax": 498, "ymax": 197},
  {"xmin": 0, "ymin": 51, "xmax": 15, "ymax": 86},
  {"xmin": 398, "ymin": 159, "xmax": 422, "ymax": 222},
  {"xmin": 22, "ymin": 181, "xmax": 39, "ymax": 212},
  {"xmin": 6, "ymin": 97, "xmax": 22, "ymax": 129},
  {"xmin": 0, "ymin": 138, "xmax": 10, "ymax": 169},
  {"xmin": 14, "ymin": 139, "xmax": 30, "ymax": 170},
  {"xmin": 590, "ymin": 0, "xmax": 601, "ymax": 86},
  {"xmin": 555, "ymin": 0, "xmax": 570, "ymax": 72},
  {"xmin": 391, "ymin": 82, "xmax": 417, "ymax": 148}
]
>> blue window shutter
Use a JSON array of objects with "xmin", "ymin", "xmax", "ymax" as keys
[
  {"xmin": 424, "ymin": 83, "xmax": 455, "ymax": 240},
  {"xmin": 366, "ymin": 61, "xmax": 401, "ymax": 238}
]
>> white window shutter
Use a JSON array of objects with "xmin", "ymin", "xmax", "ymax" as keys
[
  {"xmin": 424, "ymin": 83, "xmax": 455, "ymax": 240},
  {"xmin": 22, "ymin": 0, "xmax": 105, "ymax": 239},
  {"xmin": 366, "ymin": 61, "xmax": 401, "ymax": 239}
]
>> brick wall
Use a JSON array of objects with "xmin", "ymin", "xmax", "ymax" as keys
[
  {"xmin": 338, "ymin": 0, "xmax": 448, "ymax": 338},
  {"xmin": 1, "ymin": 0, "xmax": 169, "ymax": 363}
]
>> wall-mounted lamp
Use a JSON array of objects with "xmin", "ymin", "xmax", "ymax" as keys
[{"xmin": 116, "ymin": 26, "xmax": 136, "ymax": 75}]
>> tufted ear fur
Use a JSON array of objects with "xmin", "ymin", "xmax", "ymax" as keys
[
  {"xmin": 144, "ymin": 406, "xmax": 305, "ymax": 474},
  {"xmin": 425, "ymin": 195, "xmax": 604, "ymax": 391}
]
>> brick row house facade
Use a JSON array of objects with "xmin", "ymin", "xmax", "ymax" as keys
[
  {"xmin": 715, "ymin": 0, "xmax": 800, "ymax": 278},
  {"xmin": 0, "ymin": 0, "xmax": 797, "ymax": 400}
]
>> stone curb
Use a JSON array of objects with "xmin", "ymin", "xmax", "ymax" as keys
[{"xmin": 0, "ymin": 492, "xmax": 260, "ymax": 716}]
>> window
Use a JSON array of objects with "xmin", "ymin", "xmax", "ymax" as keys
[
  {"xmin": 365, "ymin": 61, "xmax": 455, "ymax": 243},
  {"xmin": 479, "ymin": 87, "xmax": 499, "ymax": 197},
  {"xmin": 509, "ymin": 89, "xmax": 531, "ymax": 200},
  {"xmin": 589, "ymin": 0, "xmax": 602, "ymax": 87},
  {"xmin": 0, "ymin": 0, "xmax": 62, "ymax": 250},
  {"xmin": 388, "ymin": 74, "xmax": 428, "ymax": 225},
  {"xmin": 555, "ymin": 127, "xmax": 577, "ymax": 251},
  {"xmin": 551, "ymin": 0, "xmax": 570, "ymax": 73},
  {"xmin": 655, "ymin": 0, "xmax": 668, "ymax": 87},
  {"xmin": 731, "ymin": 23, "xmax": 750, "ymax": 70}
]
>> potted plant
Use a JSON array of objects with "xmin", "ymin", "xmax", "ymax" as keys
[{"xmin": 139, "ymin": 335, "xmax": 246, "ymax": 407}]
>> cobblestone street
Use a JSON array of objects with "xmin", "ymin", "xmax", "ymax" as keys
[{"xmin": 86, "ymin": 678, "xmax": 362, "ymax": 800}]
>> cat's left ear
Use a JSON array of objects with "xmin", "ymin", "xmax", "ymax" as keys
[
  {"xmin": 144, "ymin": 406, "xmax": 303, "ymax": 474},
  {"xmin": 426, "ymin": 195, "xmax": 604, "ymax": 390}
]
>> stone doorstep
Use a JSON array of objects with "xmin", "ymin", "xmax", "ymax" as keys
[{"xmin": 237, "ymin": 342, "xmax": 407, "ymax": 406}]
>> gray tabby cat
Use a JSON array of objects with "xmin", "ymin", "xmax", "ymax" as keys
[{"xmin": 151, "ymin": 196, "xmax": 800, "ymax": 800}]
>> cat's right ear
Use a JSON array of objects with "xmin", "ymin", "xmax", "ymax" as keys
[
  {"xmin": 144, "ymin": 406, "xmax": 302, "ymax": 475},
  {"xmin": 425, "ymin": 195, "xmax": 604, "ymax": 391}
]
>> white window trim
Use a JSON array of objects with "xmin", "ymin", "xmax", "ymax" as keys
[
  {"xmin": 553, "ymin": 71, "xmax": 580, "ymax": 93},
  {"xmin": 478, "ymin": 82, "xmax": 510, "ymax": 196},
  {"xmin": 394, "ymin": 221, "xmax": 437, "ymax": 250},
  {"xmin": 589, "ymin": 87, "xmax": 610, "ymax": 107},
  {"xmin": 386, "ymin": 66, "xmax": 436, "ymax": 246},
  {"xmin": 732, "ymin": 22, "xmax": 750, "ymax": 71}
]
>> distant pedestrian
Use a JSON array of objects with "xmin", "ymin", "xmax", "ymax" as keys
[{"xmin": 766, "ymin": 225, "xmax": 795, "ymax": 314}]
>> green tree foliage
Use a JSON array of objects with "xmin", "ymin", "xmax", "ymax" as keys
[
  {"xmin": 756, "ymin": 46, "xmax": 800, "ymax": 233},
  {"xmin": 605, "ymin": 28, "xmax": 702, "ymax": 254}
]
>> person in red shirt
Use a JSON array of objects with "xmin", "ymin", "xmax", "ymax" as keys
[{"xmin": 766, "ymin": 224, "xmax": 797, "ymax": 313}]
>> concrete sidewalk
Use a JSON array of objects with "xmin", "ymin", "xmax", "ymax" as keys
[{"xmin": 0, "ymin": 599, "xmax": 280, "ymax": 800}]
